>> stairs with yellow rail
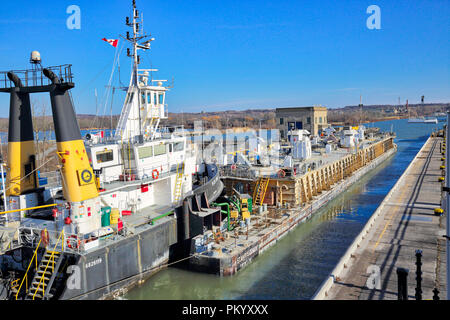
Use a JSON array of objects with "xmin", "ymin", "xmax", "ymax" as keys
[
  {"xmin": 253, "ymin": 177, "xmax": 270, "ymax": 206},
  {"xmin": 25, "ymin": 250, "xmax": 63, "ymax": 300}
]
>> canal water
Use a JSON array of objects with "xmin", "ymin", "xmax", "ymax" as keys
[{"xmin": 123, "ymin": 118, "xmax": 444, "ymax": 300}]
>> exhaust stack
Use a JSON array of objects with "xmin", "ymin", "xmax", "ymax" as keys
[
  {"xmin": 43, "ymin": 68, "xmax": 98, "ymax": 203},
  {"xmin": 6, "ymin": 72, "xmax": 38, "ymax": 196}
]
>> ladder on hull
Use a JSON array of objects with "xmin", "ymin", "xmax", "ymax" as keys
[
  {"xmin": 253, "ymin": 177, "xmax": 270, "ymax": 206},
  {"xmin": 174, "ymin": 162, "xmax": 184, "ymax": 203}
]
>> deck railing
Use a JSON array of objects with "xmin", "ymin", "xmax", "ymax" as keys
[{"xmin": 0, "ymin": 64, "xmax": 73, "ymax": 89}]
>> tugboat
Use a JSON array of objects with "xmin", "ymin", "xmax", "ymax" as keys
[{"xmin": 0, "ymin": 0, "xmax": 223, "ymax": 300}]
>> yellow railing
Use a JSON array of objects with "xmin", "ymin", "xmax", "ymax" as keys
[
  {"xmin": 15, "ymin": 235, "xmax": 43, "ymax": 300},
  {"xmin": 174, "ymin": 162, "xmax": 184, "ymax": 201},
  {"xmin": 0, "ymin": 203, "xmax": 57, "ymax": 216},
  {"xmin": 32, "ymin": 229, "xmax": 65, "ymax": 300},
  {"xmin": 10, "ymin": 278, "xmax": 19, "ymax": 290}
]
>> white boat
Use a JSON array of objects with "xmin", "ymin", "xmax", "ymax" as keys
[{"xmin": 408, "ymin": 117, "xmax": 438, "ymax": 124}]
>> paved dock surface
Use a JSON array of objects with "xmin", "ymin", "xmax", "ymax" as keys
[{"xmin": 327, "ymin": 137, "xmax": 446, "ymax": 300}]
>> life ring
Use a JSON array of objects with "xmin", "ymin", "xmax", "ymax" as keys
[
  {"xmin": 40, "ymin": 229, "xmax": 49, "ymax": 247},
  {"xmin": 277, "ymin": 169, "xmax": 286, "ymax": 178},
  {"xmin": 66, "ymin": 235, "xmax": 81, "ymax": 250},
  {"xmin": 152, "ymin": 169, "xmax": 159, "ymax": 180}
]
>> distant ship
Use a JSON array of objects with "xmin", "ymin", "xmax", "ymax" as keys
[{"xmin": 408, "ymin": 117, "xmax": 438, "ymax": 124}]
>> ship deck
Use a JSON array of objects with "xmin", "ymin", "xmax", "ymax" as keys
[{"xmin": 14, "ymin": 202, "xmax": 176, "ymax": 256}]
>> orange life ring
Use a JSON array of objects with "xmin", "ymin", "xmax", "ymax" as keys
[
  {"xmin": 277, "ymin": 169, "xmax": 286, "ymax": 178},
  {"xmin": 152, "ymin": 169, "xmax": 159, "ymax": 180},
  {"xmin": 66, "ymin": 235, "xmax": 81, "ymax": 249},
  {"xmin": 40, "ymin": 229, "xmax": 49, "ymax": 246}
]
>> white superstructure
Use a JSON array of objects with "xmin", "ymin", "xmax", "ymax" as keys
[{"xmin": 84, "ymin": 1, "xmax": 198, "ymax": 217}]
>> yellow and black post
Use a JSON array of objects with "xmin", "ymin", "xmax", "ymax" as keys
[
  {"xmin": 44, "ymin": 68, "xmax": 98, "ymax": 203},
  {"xmin": 5, "ymin": 72, "xmax": 38, "ymax": 196}
]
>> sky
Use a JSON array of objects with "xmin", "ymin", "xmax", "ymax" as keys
[{"xmin": 0, "ymin": 0, "xmax": 448, "ymax": 117}]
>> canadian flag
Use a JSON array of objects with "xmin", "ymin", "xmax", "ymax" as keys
[{"xmin": 102, "ymin": 38, "xmax": 118, "ymax": 48}]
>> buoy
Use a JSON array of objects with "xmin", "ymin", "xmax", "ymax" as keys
[
  {"xmin": 439, "ymin": 177, "xmax": 445, "ymax": 182},
  {"xmin": 440, "ymin": 165, "xmax": 445, "ymax": 169},
  {"xmin": 434, "ymin": 208, "xmax": 444, "ymax": 215},
  {"xmin": 441, "ymin": 158, "xmax": 446, "ymax": 161}
]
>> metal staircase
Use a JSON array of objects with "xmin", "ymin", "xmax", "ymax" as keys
[
  {"xmin": 174, "ymin": 162, "xmax": 184, "ymax": 203},
  {"xmin": 253, "ymin": 177, "xmax": 270, "ymax": 206},
  {"xmin": 26, "ymin": 249, "xmax": 63, "ymax": 300},
  {"xmin": 12, "ymin": 229, "xmax": 65, "ymax": 300}
]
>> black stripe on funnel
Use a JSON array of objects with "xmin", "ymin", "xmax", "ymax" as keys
[
  {"xmin": 44, "ymin": 68, "xmax": 82, "ymax": 142},
  {"xmin": 7, "ymin": 72, "xmax": 34, "ymax": 142}
]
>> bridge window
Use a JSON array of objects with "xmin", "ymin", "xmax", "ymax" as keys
[
  {"xmin": 153, "ymin": 144, "xmax": 166, "ymax": 156},
  {"xmin": 96, "ymin": 149, "xmax": 114, "ymax": 163},
  {"xmin": 174, "ymin": 142, "xmax": 184, "ymax": 152},
  {"xmin": 138, "ymin": 146, "xmax": 153, "ymax": 159},
  {"xmin": 141, "ymin": 92, "xmax": 147, "ymax": 104},
  {"xmin": 158, "ymin": 93, "xmax": 164, "ymax": 105}
]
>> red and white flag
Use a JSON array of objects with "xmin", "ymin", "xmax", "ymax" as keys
[{"xmin": 102, "ymin": 38, "xmax": 118, "ymax": 48}]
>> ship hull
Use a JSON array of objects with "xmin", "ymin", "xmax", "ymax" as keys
[{"xmin": 1, "ymin": 164, "xmax": 224, "ymax": 300}]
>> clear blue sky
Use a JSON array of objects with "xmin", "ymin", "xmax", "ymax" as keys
[{"xmin": 0, "ymin": 0, "xmax": 448, "ymax": 117}]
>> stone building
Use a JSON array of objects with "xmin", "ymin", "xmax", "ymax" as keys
[{"xmin": 276, "ymin": 106, "xmax": 328, "ymax": 138}]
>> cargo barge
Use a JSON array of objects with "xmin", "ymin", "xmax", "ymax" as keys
[{"xmin": 188, "ymin": 136, "xmax": 396, "ymax": 275}]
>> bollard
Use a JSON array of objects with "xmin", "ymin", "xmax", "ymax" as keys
[
  {"xmin": 433, "ymin": 288, "xmax": 440, "ymax": 300},
  {"xmin": 397, "ymin": 267, "xmax": 409, "ymax": 300},
  {"xmin": 415, "ymin": 250, "xmax": 423, "ymax": 300}
]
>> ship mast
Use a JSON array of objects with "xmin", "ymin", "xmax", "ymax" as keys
[
  {"xmin": 115, "ymin": 0, "xmax": 168, "ymax": 142},
  {"xmin": 127, "ymin": 0, "xmax": 151, "ymax": 138}
]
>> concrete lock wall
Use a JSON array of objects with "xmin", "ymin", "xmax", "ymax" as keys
[{"xmin": 312, "ymin": 137, "xmax": 429, "ymax": 300}]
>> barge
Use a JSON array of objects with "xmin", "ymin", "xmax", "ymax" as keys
[{"xmin": 188, "ymin": 135, "xmax": 396, "ymax": 275}]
